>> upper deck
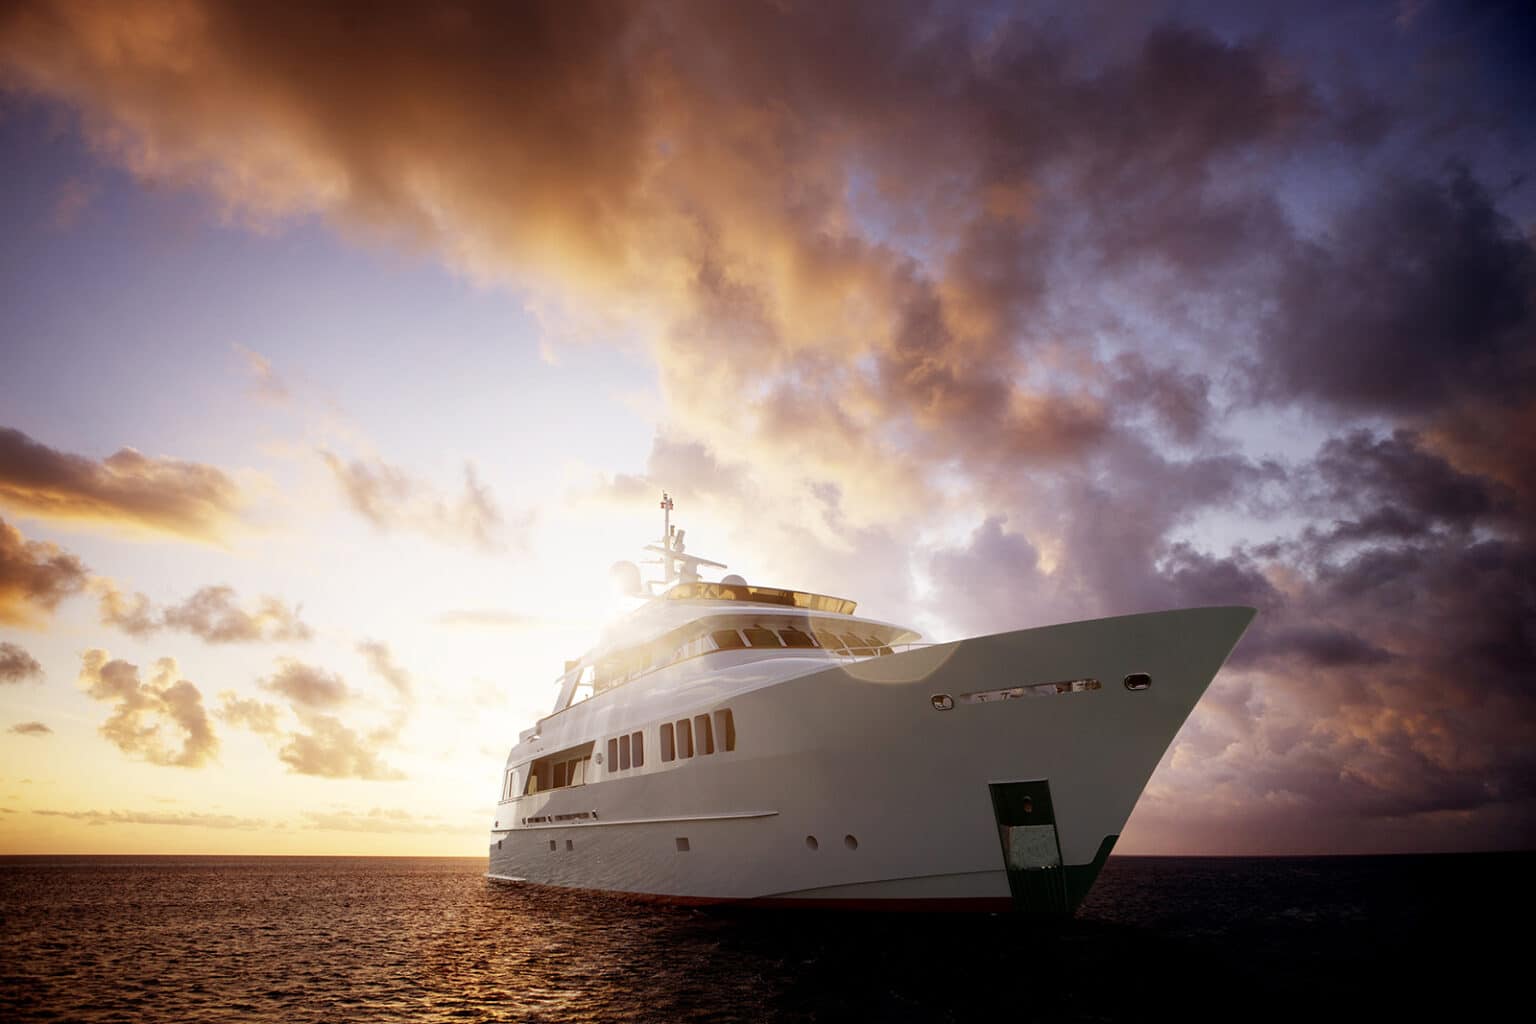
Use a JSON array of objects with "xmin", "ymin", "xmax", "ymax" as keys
[{"xmin": 539, "ymin": 493, "xmax": 920, "ymax": 717}]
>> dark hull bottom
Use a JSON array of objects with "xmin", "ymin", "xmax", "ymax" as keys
[{"xmin": 487, "ymin": 876, "xmax": 1018, "ymax": 914}]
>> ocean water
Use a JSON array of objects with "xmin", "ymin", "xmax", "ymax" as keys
[{"xmin": 1, "ymin": 853, "xmax": 1528, "ymax": 1022}]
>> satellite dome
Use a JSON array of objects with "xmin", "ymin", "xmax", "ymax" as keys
[
  {"xmin": 609, "ymin": 561, "xmax": 644, "ymax": 596},
  {"xmin": 721, "ymin": 573, "xmax": 748, "ymax": 586}
]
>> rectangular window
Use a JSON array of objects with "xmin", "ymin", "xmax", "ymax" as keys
[
  {"xmin": 607, "ymin": 737, "xmax": 618, "ymax": 770},
  {"xmin": 631, "ymin": 730, "xmax": 645, "ymax": 767},
  {"xmin": 839, "ymin": 632, "xmax": 871, "ymax": 654},
  {"xmin": 619, "ymin": 733, "xmax": 631, "ymax": 770},
  {"xmin": 714, "ymin": 709, "xmax": 736, "ymax": 752},
  {"xmin": 677, "ymin": 718, "xmax": 694, "ymax": 758},
  {"xmin": 569, "ymin": 757, "xmax": 584, "ymax": 787},
  {"xmin": 711, "ymin": 628, "xmax": 746, "ymax": 650},
  {"xmin": 743, "ymin": 626, "xmax": 781, "ymax": 648},
  {"xmin": 553, "ymin": 761, "xmax": 568, "ymax": 788},
  {"xmin": 661, "ymin": 722, "xmax": 676, "ymax": 762},
  {"xmin": 695, "ymin": 713, "xmax": 715, "ymax": 755},
  {"xmin": 779, "ymin": 626, "xmax": 817, "ymax": 648}
]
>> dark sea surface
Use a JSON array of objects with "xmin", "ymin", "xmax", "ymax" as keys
[{"xmin": 1, "ymin": 853, "xmax": 1529, "ymax": 1022}]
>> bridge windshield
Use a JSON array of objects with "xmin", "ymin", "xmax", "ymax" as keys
[{"xmin": 666, "ymin": 582, "xmax": 857, "ymax": 616}]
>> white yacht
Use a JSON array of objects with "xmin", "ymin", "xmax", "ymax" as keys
[{"xmin": 488, "ymin": 495, "xmax": 1254, "ymax": 914}]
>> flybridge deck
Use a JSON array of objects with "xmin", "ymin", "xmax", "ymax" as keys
[
  {"xmin": 545, "ymin": 493, "xmax": 911, "ymax": 716},
  {"xmin": 664, "ymin": 581, "xmax": 857, "ymax": 616}
]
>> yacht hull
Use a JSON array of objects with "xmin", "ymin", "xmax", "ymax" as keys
[{"xmin": 488, "ymin": 606, "xmax": 1253, "ymax": 914}]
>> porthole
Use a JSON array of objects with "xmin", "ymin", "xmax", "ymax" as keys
[
  {"xmin": 931, "ymin": 694, "xmax": 954, "ymax": 711},
  {"xmin": 805, "ymin": 835, "xmax": 819, "ymax": 850},
  {"xmin": 844, "ymin": 834, "xmax": 859, "ymax": 851},
  {"xmin": 1124, "ymin": 672, "xmax": 1153, "ymax": 691}
]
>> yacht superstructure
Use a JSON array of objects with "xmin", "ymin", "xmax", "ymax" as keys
[{"xmin": 488, "ymin": 495, "xmax": 1254, "ymax": 914}]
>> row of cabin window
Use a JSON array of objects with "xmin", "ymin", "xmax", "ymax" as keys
[
  {"xmin": 606, "ymin": 731, "xmax": 645, "ymax": 771},
  {"xmin": 712, "ymin": 627, "xmax": 894, "ymax": 657},
  {"xmin": 661, "ymin": 709, "xmax": 736, "ymax": 761},
  {"xmin": 592, "ymin": 625, "xmax": 895, "ymax": 693},
  {"xmin": 605, "ymin": 708, "xmax": 738, "ymax": 774}
]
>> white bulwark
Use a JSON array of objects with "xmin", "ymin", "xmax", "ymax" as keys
[{"xmin": 488, "ymin": 496, "xmax": 1254, "ymax": 914}]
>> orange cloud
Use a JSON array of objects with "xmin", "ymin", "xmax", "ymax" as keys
[
  {"xmin": 1, "ymin": 641, "xmax": 45, "ymax": 683},
  {"xmin": 278, "ymin": 714, "xmax": 404, "ymax": 781},
  {"xmin": 0, "ymin": 428, "xmax": 243, "ymax": 542},
  {"xmin": 320, "ymin": 452, "xmax": 506, "ymax": 551},
  {"xmin": 95, "ymin": 579, "xmax": 313, "ymax": 644},
  {"xmin": 0, "ymin": 4, "xmax": 1268, "ymax": 530},
  {"xmin": 0, "ymin": 516, "xmax": 88, "ymax": 626},
  {"xmin": 77, "ymin": 650, "xmax": 219, "ymax": 768}
]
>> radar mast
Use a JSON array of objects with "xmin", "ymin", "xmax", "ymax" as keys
[{"xmin": 643, "ymin": 491, "xmax": 726, "ymax": 591}]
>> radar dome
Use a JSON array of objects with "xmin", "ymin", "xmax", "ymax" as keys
[
  {"xmin": 721, "ymin": 574, "xmax": 748, "ymax": 586},
  {"xmin": 609, "ymin": 561, "xmax": 644, "ymax": 596}
]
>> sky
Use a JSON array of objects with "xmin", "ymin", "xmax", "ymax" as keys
[{"xmin": 0, "ymin": 0, "xmax": 1532, "ymax": 856}]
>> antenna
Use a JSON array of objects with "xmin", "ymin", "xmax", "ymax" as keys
[
  {"xmin": 643, "ymin": 491, "xmax": 726, "ymax": 591},
  {"xmin": 659, "ymin": 491, "xmax": 675, "ymax": 581}
]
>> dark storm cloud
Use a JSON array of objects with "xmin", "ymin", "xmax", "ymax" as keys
[
  {"xmin": 1259, "ymin": 172, "xmax": 1535, "ymax": 414},
  {"xmin": 77, "ymin": 650, "xmax": 218, "ymax": 768},
  {"xmin": 320, "ymin": 452, "xmax": 506, "ymax": 551},
  {"xmin": 0, "ymin": 640, "xmax": 44, "ymax": 683},
  {"xmin": 0, "ymin": 427, "xmax": 243, "ymax": 542},
  {"xmin": 96, "ymin": 580, "xmax": 313, "ymax": 644},
  {"xmin": 1312, "ymin": 429, "xmax": 1513, "ymax": 535}
]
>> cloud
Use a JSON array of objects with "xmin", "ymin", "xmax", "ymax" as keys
[
  {"xmin": 0, "ymin": 516, "xmax": 89, "ymax": 625},
  {"xmin": 220, "ymin": 655, "xmax": 411, "ymax": 779},
  {"xmin": 431, "ymin": 609, "xmax": 538, "ymax": 630},
  {"xmin": 51, "ymin": 175, "xmax": 98, "ymax": 229},
  {"xmin": 6, "ymin": 2, "xmax": 1535, "ymax": 850},
  {"xmin": 1, "ymin": 641, "xmax": 44, "ymax": 683},
  {"xmin": 278, "ymin": 714, "xmax": 404, "ymax": 780},
  {"xmin": 0, "ymin": 427, "xmax": 243, "ymax": 541},
  {"xmin": 233, "ymin": 344, "xmax": 289, "ymax": 402},
  {"xmin": 357, "ymin": 640, "xmax": 411, "ymax": 700},
  {"xmin": 320, "ymin": 452, "xmax": 505, "ymax": 551},
  {"xmin": 77, "ymin": 650, "xmax": 218, "ymax": 768},
  {"xmin": 9, "ymin": 721, "xmax": 52, "ymax": 736},
  {"xmin": 96, "ymin": 580, "xmax": 313, "ymax": 644},
  {"xmin": 33, "ymin": 808, "xmax": 265, "ymax": 829},
  {"xmin": 215, "ymin": 692, "xmax": 281, "ymax": 736},
  {"xmin": 1257, "ymin": 172, "xmax": 1535, "ymax": 415},
  {"xmin": 258, "ymin": 658, "xmax": 349, "ymax": 709},
  {"xmin": 302, "ymin": 807, "xmax": 443, "ymax": 834}
]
